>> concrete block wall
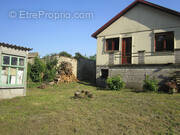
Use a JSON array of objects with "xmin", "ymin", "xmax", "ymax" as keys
[
  {"xmin": 56, "ymin": 56, "xmax": 96, "ymax": 83},
  {"xmin": 0, "ymin": 88, "xmax": 25, "ymax": 99},
  {"xmin": 175, "ymin": 49, "xmax": 180, "ymax": 64},
  {"xmin": 96, "ymin": 64, "xmax": 180, "ymax": 90}
]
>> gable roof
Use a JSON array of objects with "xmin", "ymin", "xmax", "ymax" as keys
[
  {"xmin": 91, "ymin": 0, "xmax": 180, "ymax": 38},
  {"xmin": 0, "ymin": 42, "xmax": 32, "ymax": 51}
]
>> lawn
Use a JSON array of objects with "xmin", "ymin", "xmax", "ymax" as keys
[{"xmin": 0, "ymin": 82, "xmax": 180, "ymax": 135}]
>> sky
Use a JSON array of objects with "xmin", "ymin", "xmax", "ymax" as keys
[{"xmin": 0, "ymin": 0, "xmax": 180, "ymax": 57}]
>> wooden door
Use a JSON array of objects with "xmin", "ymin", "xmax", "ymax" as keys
[{"xmin": 122, "ymin": 37, "xmax": 132, "ymax": 64}]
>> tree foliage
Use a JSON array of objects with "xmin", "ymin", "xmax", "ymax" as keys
[
  {"xmin": 30, "ymin": 57, "xmax": 45, "ymax": 82},
  {"xmin": 74, "ymin": 52, "xmax": 88, "ymax": 60},
  {"xmin": 89, "ymin": 54, "xmax": 96, "ymax": 61},
  {"xmin": 43, "ymin": 57, "xmax": 58, "ymax": 82},
  {"xmin": 59, "ymin": 51, "xmax": 72, "ymax": 58}
]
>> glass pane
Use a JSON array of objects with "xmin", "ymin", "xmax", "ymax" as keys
[
  {"xmin": 107, "ymin": 39, "xmax": 112, "ymax": 50},
  {"xmin": 3, "ymin": 56, "xmax": 10, "ymax": 65},
  {"xmin": 19, "ymin": 58, "xmax": 25, "ymax": 66},
  {"xmin": 9, "ymin": 68, "xmax": 17, "ymax": 85},
  {"xmin": 1, "ymin": 67, "xmax": 8, "ymax": 84},
  {"xmin": 17, "ymin": 68, "xmax": 24, "ymax": 85},
  {"xmin": 114, "ymin": 38, "xmax": 119, "ymax": 50},
  {"xmin": 11, "ymin": 57, "xmax": 18, "ymax": 65}
]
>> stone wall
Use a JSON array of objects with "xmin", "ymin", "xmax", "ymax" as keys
[
  {"xmin": 56, "ymin": 56, "xmax": 77, "ymax": 77},
  {"xmin": 96, "ymin": 64, "xmax": 180, "ymax": 90}
]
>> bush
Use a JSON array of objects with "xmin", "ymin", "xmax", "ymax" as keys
[
  {"xmin": 143, "ymin": 75, "xmax": 159, "ymax": 92},
  {"xmin": 30, "ymin": 57, "xmax": 46, "ymax": 82},
  {"xmin": 27, "ymin": 63, "xmax": 32, "ymax": 81},
  {"xmin": 43, "ymin": 57, "xmax": 57, "ymax": 82},
  {"xmin": 106, "ymin": 76, "xmax": 125, "ymax": 90}
]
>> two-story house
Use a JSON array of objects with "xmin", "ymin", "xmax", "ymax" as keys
[{"xmin": 92, "ymin": 0, "xmax": 180, "ymax": 89}]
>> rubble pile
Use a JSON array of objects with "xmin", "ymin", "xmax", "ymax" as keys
[{"xmin": 55, "ymin": 61, "xmax": 77, "ymax": 83}]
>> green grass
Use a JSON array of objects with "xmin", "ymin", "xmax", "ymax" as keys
[{"xmin": 0, "ymin": 82, "xmax": 180, "ymax": 135}]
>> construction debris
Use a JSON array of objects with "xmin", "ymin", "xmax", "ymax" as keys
[
  {"xmin": 38, "ymin": 83, "xmax": 46, "ymax": 89},
  {"xmin": 74, "ymin": 90, "xmax": 93, "ymax": 99},
  {"xmin": 55, "ymin": 61, "xmax": 78, "ymax": 83}
]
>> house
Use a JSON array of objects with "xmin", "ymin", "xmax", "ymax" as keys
[
  {"xmin": 92, "ymin": 0, "xmax": 180, "ymax": 89},
  {"xmin": 0, "ymin": 42, "xmax": 32, "ymax": 99}
]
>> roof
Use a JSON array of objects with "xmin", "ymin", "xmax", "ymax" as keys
[
  {"xmin": 91, "ymin": 0, "xmax": 180, "ymax": 38},
  {"xmin": 0, "ymin": 42, "xmax": 32, "ymax": 51}
]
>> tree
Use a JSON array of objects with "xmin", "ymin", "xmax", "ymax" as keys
[
  {"xmin": 74, "ymin": 52, "xmax": 88, "ymax": 60},
  {"xmin": 89, "ymin": 54, "xmax": 96, "ymax": 61},
  {"xmin": 59, "ymin": 51, "xmax": 72, "ymax": 58}
]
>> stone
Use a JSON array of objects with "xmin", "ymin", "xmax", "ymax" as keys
[
  {"xmin": 49, "ymin": 82, "xmax": 55, "ymax": 85},
  {"xmin": 38, "ymin": 84, "xmax": 46, "ymax": 89},
  {"xmin": 87, "ymin": 93, "xmax": 93, "ymax": 98},
  {"xmin": 74, "ymin": 91, "xmax": 82, "ymax": 98}
]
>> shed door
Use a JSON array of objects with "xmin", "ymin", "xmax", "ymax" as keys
[{"xmin": 122, "ymin": 37, "xmax": 132, "ymax": 64}]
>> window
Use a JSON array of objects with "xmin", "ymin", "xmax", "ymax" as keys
[
  {"xmin": 106, "ymin": 38, "xmax": 119, "ymax": 51},
  {"xmin": 155, "ymin": 32, "xmax": 174, "ymax": 52},
  {"xmin": 0, "ymin": 55, "xmax": 25, "ymax": 86}
]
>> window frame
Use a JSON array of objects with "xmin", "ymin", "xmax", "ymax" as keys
[
  {"xmin": 155, "ymin": 31, "xmax": 174, "ymax": 52},
  {"xmin": 106, "ymin": 38, "xmax": 119, "ymax": 52},
  {"xmin": 0, "ymin": 54, "xmax": 26, "ymax": 87}
]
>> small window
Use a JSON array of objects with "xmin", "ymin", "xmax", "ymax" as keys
[
  {"xmin": 19, "ymin": 58, "xmax": 25, "ymax": 66},
  {"xmin": 9, "ymin": 67, "xmax": 17, "ymax": 84},
  {"xmin": 3, "ymin": 56, "xmax": 10, "ymax": 65},
  {"xmin": 155, "ymin": 32, "xmax": 174, "ymax": 52},
  {"xmin": 1, "ymin": 55, "xmax": 25, "ymax": 86},
  {"xmin": 17, "ymin": 68, "xmax": 24, "ymax": 84},
  {"xmin": 106, "ymin": 38, "xmax": 119, "ymax": 51},
  {"xmin": 11, "ymin": 57, "xmax": 18, "ymax": 65},
  {"xmin": 1, "ymin": 66, "xmax": 8, "ymax": 84},
  {"xmin": 101, "ymin": 69, "xmax": 108, "ymax": 79}
]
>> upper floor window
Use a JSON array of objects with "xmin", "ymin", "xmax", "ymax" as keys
[
  {"xmin": 155, "ymin": 32, "xmax": 174, "ymax": 52},
  {"xmin": 106, "ymin": 38, "xmax": 119, "ymax": 51},
  {"xmin": 1, "ymin": 55, "xmax": 25, "ymax": 86}
]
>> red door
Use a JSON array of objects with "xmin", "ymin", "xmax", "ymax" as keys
[{"xmin": 122, "ymin": 37, "xmax": 132, "ymax": 64}]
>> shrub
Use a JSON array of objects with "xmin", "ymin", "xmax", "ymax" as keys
[
  {"xmin": 106, "ymin": 76, "xmax": 125, "ymax": 90},
  {"xmin": 43, "ymin": 57, "xmax": 58, "ymax": 82},
  {"xmin": 143, "ymin": 75, "xmax": 159, "ymax": 92},
  {"xmin": 27, "ymin": 63, "xmax": 32, "ymax": 81},
  {"xmin": 30, "ymin": 57, "xmax": 46, "ymax": 82}
]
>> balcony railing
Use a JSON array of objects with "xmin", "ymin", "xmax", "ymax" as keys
[{"xmin": 108, "ymin": 49, "xmax": 180, "ymax": 65}]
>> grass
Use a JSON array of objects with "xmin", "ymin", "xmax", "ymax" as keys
[{"xmin": 0, "ymin": 82, "xmax": 180, "ymax": 135}]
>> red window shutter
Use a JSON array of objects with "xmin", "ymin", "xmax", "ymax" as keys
[
  {"xmin": 112, "ymin": 40, "xmax": 115, "ymax": 51},
  {"xmin": 154, "ymin": 36, "xmax": 156, "ymax": 52},
  {"xmin": 106, "ymin": 40, "xmax": 108, "ymax": 51},
  {"xmin": 164, "ymin": 39, "xmax": 166, "ymax": 50}
]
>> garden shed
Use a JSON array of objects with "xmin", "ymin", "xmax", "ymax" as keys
[{"xmin": 0, "ymin": 43, "xmax": 32, "ymax": 99}]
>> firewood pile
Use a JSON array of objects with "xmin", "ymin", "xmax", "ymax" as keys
[{"xmin": 54, "ymin": 61, "xmax": 77, "ymax": 83}]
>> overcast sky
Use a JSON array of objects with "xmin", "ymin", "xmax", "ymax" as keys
[{"xmin": 0, "ymin": 0, "xmax": 179, "ymax": 57}]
